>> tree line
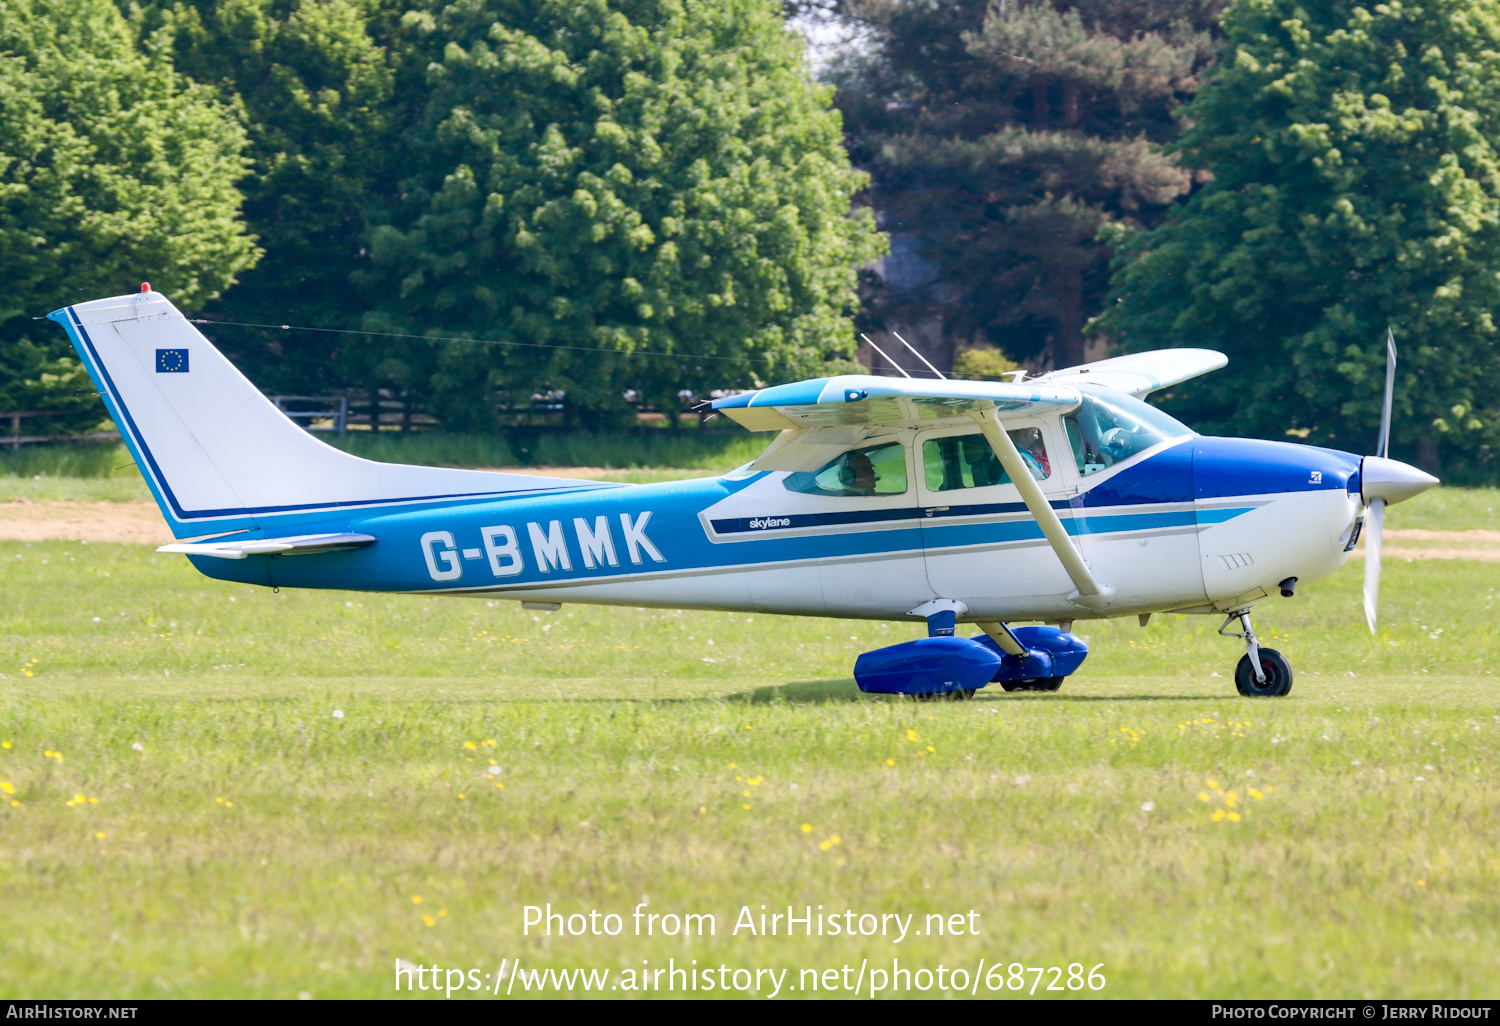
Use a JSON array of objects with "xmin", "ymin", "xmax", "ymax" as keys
[
  {"xmin": 3, "ymin": 0, "xmax": 1498, "ymax": 477},
  {"xmin": 2, "ymin": 0, "xmax": 883, "ymax": 435},
  {"xmin": 829, "ymin": 0, "xmax": 1500, "ymax": 477}
]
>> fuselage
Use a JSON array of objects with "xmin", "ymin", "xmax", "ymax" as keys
[
  {"xmin": 47, "ymin": 289, "xmax": 1371, "ymax": 627},
  {"xmin": 194, "ymin": 425, "xmax": 1366, "ymax": 625}
]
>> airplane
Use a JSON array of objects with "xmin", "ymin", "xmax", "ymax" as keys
[{"xmin": 49, "ymin": 287, "xmax": 1438, "ymax": 700}]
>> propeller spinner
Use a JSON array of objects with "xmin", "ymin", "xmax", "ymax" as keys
[{"xmin": 1361, "ymin": 330, "xmax": 1439, "ymax": 633}]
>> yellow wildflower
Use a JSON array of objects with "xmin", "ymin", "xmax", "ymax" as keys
[
  {"xmin": 800, "ymin": 823, "xmax": 812, "ymax": 833},
  {"xmin": 906, "ymin": 729, "xmax": 918, "ymax": 742},
  {"xmin": 412, "ymin": 895, "xmax": 423, "ymax": 905}
]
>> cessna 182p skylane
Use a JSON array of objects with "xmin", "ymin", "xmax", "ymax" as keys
[{"xmin": 51, "ymin": 287, "xmax": 1437, "ymax": 698}]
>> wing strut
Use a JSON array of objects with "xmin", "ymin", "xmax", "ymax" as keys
[{"xmin": 965, "ymin": 408, "xmax": 1116, "ymax": 610}]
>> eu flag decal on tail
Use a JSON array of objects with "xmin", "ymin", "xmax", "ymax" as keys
[{"xmin": 156, "ymin": 349, "xmax": 188, "ymax": 373}]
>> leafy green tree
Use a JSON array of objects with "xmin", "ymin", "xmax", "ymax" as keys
[
  {"xmin": 0, "ymin": 0, "xmax": 257, "ymax": 431},
  {"xmin": 1097, "ymin": 0, "xmax": 1500, "ymax": 475},
  {"xmin": 952, "ymin": 343, "xmax": 1019, "ymax": 379},
  {"xmin": 830, "ymin": 0, "xmax": 1221, "ymax": 368},
  {"xmin": 134, "ymin": 0, "xmax": 400, "ymax": 397},
  {"xmin": 362, "ymin": 0, "xmax": 885, "ymax": 430}
]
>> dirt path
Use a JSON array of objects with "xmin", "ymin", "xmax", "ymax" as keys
[
  {"xmin": 0, "ymin": 500, "xmax": 174, "ymax": 545},
  {"xmin": 1352, "ymin": 528, "xmax": 1500, "ymax": 562},
  {"xmin": 2, "ymin": 498, "xmax": 1498, "ymax": 559}
]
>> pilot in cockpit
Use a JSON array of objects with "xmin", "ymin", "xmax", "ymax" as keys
[{"xmin": 839, "ymin": 451, "xmax": 880, "ymax": 496}]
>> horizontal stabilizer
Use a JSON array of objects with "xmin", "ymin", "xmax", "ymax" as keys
[
  {"xmin": 158, "ymin": 533, "xmax": 376, "ymax": 560},
  {"xmin": 1032, "ymin": 349, "xmax": 1226, "ymax": 397},
  {"xmin": 711, "ymin": 375, "xmax": 1079, "ymax": 431}
]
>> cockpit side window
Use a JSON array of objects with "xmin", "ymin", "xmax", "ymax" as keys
[
  {"xmin": 783, "ymin": 441, "xmax": 908, "ymax": 497},
  {"xmin": 921, "ymin": 428, "xmax": 1050, "ymax": 491},
  {"xmin": 1065, "ymin": 386, "xmax": 1194, "ymax": 476}
]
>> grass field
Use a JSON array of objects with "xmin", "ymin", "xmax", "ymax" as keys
[{"xmin": 1, "ymin": 514, "xmax": 1498, "ymax": 1000}]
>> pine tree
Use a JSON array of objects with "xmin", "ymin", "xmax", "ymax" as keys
[{"xmin": 832, "ymin": 0, "xmax": 1221, "ymax": 368}]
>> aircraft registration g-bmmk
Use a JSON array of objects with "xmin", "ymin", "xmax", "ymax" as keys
[{"xmin": 51, "ymin": 287, "xmax": 1439, "ymax": 699}]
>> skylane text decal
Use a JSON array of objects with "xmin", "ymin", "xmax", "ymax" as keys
[{"xmin": 421, "ymin": 512, "xmax": 666, "ymax": 582}]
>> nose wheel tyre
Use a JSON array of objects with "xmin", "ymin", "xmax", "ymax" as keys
[{"xmin": 1234, "ymin": 648, "xmax": 1292, "ymax": 697}]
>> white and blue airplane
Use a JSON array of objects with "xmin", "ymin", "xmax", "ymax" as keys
[{"xmin": 50, "ymin": 287, "xmax": 1438, "ymax": 699}]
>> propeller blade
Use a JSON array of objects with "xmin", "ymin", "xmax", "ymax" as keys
[
  {"xmin": 1378, "ymin": 327, "xmax": 1397, "ymax": 459},
  {"xmin": 1363, "ymin": 496, "xmax": 1386, "ymax": 634}
]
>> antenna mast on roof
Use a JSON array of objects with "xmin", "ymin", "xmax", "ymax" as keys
[
  {"xmin": 859, "ymin": 333, "xmax": 912, "ymax": 378},
  {"xmin": 891, "ymin": 331, "xmax": 946, "ymax": 379}
]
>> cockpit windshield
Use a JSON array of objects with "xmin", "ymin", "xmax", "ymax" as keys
[{"xmin": 1065, "ymin": 386, "xmax": 1194, "ymax": 476}]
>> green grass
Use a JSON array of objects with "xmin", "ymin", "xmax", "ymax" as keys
[{"xmin": 1, "ymin": 538, "xmax": 1498, "ymax": 999}]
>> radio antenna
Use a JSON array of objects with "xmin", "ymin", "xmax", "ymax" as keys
[
  {"xmin": 859, "ymin": 333, "xmax": 912, "ymax": 378},
  {"xmin": 892, "ymin": 331, "xmax": 946, "ymax": 379}
]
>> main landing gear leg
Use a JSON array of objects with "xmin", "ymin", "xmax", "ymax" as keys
[
  {"xmin": 1219, "ymin": 609, "xmax": 1293, "ymax": 697},
  {"xmin": 911, "ymin": 609, "xmax": 975, "ymax": 702}
]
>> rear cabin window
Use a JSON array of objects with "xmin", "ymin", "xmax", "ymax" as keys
[
  {"xmin": 1065, "ymin": 386, "xmax": 1194, "ymax": 476},
  {"xmin": 783, "ymin": 442, "xmax": 908, "ymax": 497},
  {"xmin": 921, "ymin": 428, "xmax": 1050, "ymax": 491}
]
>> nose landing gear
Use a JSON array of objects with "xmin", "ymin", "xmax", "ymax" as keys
[{"xmin": 1219, "ymin": 609, "xmax": 1293, "ymax": 697}]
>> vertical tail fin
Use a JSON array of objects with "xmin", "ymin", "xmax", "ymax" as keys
[{"xmin": 50, "ymin": 290, "xmax": 600, "ymax": 539}]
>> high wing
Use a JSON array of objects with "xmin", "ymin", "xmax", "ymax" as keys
[
  {"xmin": 711, "ymin": 375, "xmax": 1084, "ymax": 474},
  {"xmin": 157, "ymin": 533, "xmax": 376, "ymax": 560},
  {"xmin": 1032, "ymin": 349, "xmax": 1226, "ymax": 397},
  {"xmin": 710, "ymin": 374, "xmax": 1080, "ymax": 432}
]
